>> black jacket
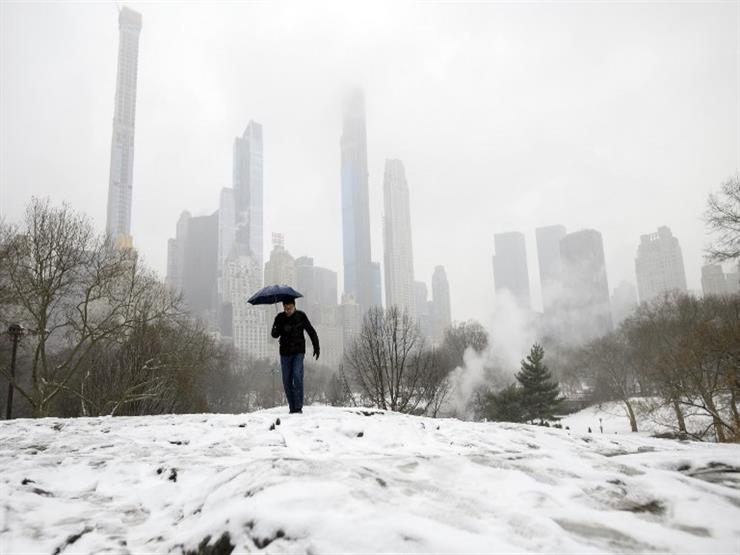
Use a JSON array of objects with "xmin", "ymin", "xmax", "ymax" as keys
[{"xmin": 271, "ymin": 310, "xmax": 320, "ymax": 356}]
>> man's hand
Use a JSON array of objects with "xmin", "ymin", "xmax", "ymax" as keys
[{"xmin": 313, "ymin": 348, "xmax": 320, "ymax": 360}]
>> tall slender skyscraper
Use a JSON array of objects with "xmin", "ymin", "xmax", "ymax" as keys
[
  {"xmin": 106, "ymin": 7, "xmax": 142, "ymax": 248},
  {"xmin": 233, "ymin": 121, "xmax": 264, "ymax": 280},
  {"xmin": 383, "ymin": 159, "xmax": 415, "ymax": 316},
  {"xmin": 492, "ymin": 232, "xmax": 531, "ymax": 309},
  {"xmin": 340, "ymin": 90, "xmax": 373, "ymax": 313}
]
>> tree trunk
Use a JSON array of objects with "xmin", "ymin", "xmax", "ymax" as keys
[
  {"xmin": 672, "ymin": 398, "xmax": 687, "ymax": 433},
  {"xmin": 703, "ymin": 393, "xmax": 727, "ymax": 442},
  {"xmin": 624, "ymin": 399, "xmax": 638, "ymax": 432},
  {"xmin": 729, "ymin": 386, "xmax": 740, "ymax": 437}
]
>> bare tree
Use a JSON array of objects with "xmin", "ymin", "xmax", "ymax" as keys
[
  {"xmin": 345, "ymin": 306, "xmax": 445, "ymax": 414},
  {"xmin": 705, "ymin": 174, "xmax": 740, "ymax": 263},
  {"xmin": 576, "ymin": 333, "xmax": 641, "ymax": 432},
  {"xmin": 624, "ymin": 293, "xmax": 739, "ymax": 442},
  {"xmin": 0, "ymin": 199, "xmax": 181, "ymax": 416},
  {"xmin": 439, "ymin": 320, "xmax": 488, "ymax": 371}
]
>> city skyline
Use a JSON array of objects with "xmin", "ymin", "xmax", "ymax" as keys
[{"xmin": 2, "ymin": 2, "xmax": 738, "ymax": 325}]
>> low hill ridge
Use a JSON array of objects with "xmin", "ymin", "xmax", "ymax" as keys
[{"xmin": 1, "ymin": 406, "xmax": 738, "ymax": 553}]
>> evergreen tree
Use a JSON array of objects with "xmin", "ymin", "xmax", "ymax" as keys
[
  {"xmin": 485, "ymin": 384, "xmax": 526, "ymax": 423},
  {"xmin": 515, "ymin": 343, "xmax": 564, "ymax": 424}
]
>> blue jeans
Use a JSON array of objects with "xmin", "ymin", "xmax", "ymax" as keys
[{"xmin": 280, "ymin": 354, "xmax": 305, "ymax": 412}]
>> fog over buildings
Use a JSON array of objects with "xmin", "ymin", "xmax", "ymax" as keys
[
  {"xmin": 1, "ymin": 2, "xmax": 738, "ymax": 328},
  {"xmin": 536, "ymin": 225, "xmax": 567, "ymax": 316},
  {"xmin": 558, "ymin": 229, "xmax": 613, "ymax": 343},
  {"xmin": 492, "ymin": 232, "xmax": 531, "ymax": 311}
]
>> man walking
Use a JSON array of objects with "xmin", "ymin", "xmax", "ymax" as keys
[{"xmin": 271, "ymin": 299, "xmax": 320, "ymax": 414}]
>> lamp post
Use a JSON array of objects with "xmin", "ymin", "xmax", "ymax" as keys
[{"xmin": 6, "ymin": 324, "xmax": 26, "ymax": 420}]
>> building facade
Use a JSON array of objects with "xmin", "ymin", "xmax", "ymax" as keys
[
  {"xmin": 492, "ymin": 231, "xmax": 531, "ymax": 309},
  {"xmin": 339, "ymin": 293, "xmax": 362, "ymax": 355},
  {"xmin": 224, "ymin": 249, "xmax": 270, "ymax": 360},
  {"xmin": 166, "ymin": 210, "xmax": 218, "ymax": 323},
  {"xmin": 702, "ymin": 263, "xmax": 740, "ymax": 296},
  {"xmin": 559, "ymin": 229, "xmax": 613, "ymax": 343},
  {"xmin": 233, "ymin": 121, "xmax": 264, "ymax": 280},
  {"xmin": 340, "ymin": 90, "xmax": 374, "ymax": 313},
  {"xmin": 383, "ymin": 159, "xmax": 415, "ymax": 317},
  {"xmin": 217, "ymin": 188, "xmax": 236, "ymax": 302},
  {"xmin": 106, "ymin": 7, "xmax": 142, "ymax": 248},
  {"xmin": 611, "ymin": 280, "xmax": 638, "ymax": 326},
  {"xmin": 535, "ymin": 224, "xmax": 566, "ymax": 314},
  {"xmin": 314, "ymin": 267, "xmax": 339, "ymax": 307},
  {"xmin": 432, "ymin": 265, "xmax": 452, "ymax": 341},
  {"xmin": 634, "ymin": 226, "xmax": 687, "ymax": 303},
  {"xmin": 264, "ymin": 234, "xmax": 296, "ymax": 288}
]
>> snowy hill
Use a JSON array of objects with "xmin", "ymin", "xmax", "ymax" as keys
[
  {"xmin": 559, "ymin": 399, "xmax": 723, "ymax": 439},
  {"xmin": 1, "ymin": 407, "xmax": 739, "ymax": 554}
]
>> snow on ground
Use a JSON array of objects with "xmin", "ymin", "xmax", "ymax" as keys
[
  {"xmin": 1, "ymin": 406, "xmax": 739, "ymax": 554},
  {"xmin": 559, "ymin": 399, "xmax": 718, "ymax": 438}
]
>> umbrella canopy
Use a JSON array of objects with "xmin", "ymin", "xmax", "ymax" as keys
[{"xmin": 247, "ymin": 284, "xmax": 304, "ymax": 305}]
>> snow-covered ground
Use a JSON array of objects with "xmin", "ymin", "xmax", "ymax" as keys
[
  {"xmin": 559, "ymin": 399, "xmax": 720, "ymax": 439},
  {"xmin": 1, "ymin": 406, "xmax": 739, "ymax": 554}
]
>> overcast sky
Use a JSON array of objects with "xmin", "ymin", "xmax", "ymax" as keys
[{"xmin": 1, "ymin": 1, "xmax": 738, "ymax": 325}]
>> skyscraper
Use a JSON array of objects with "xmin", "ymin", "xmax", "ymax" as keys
[
  {"xmin": 559, "ymin": 229, "xmax": 613, "ymax": 342},
  {"xmin": 701, "ymin": 263, "xmax": 739, "ymax": 296},
  {"xmin": 340, "ymin": 90, "xmax": 374, "ymax": 313},
  {"xmin": 535, "ymin": 225, "xmax": 566, "ymax": 314},
  {"xmin": 414, "ymin": 281, "xmax": 433, "ymax": 339},
  {"xmin": 217, "ymin": 188, "xmax": 236, "ymax": 302},
  {"xmin": 225, "ymin": 244, "xmax": 269, "ymax": 360},
  {"xmin": 165, "ymin": 211, "xmax": 190, "ymax": 292},
  {"xmin": 295, "ymin": 256, "xmax": 317, "ymax": 298},
  {"xmin": 371, "ymin": 262, "xmax": 383, "ymax": 309},
  {"xmin": 166, "ymin": 210, "xmax": 218, "ymax": 321},
  {"xmin": 264, "ymin": 233, "xmax": 296, "ymax": 287},
  {"xmin": 295, "ymin": 256, "xmax": 320, "ymax": 318},
  {"xmin": 634, "ymin": 226, "xmax": 687, "ymax": 303},
  {"xmin": 383, "ymin": 159, "xmax": 415, "ymax": 316},
  {"xmin": 314, "ymin": 267, "xmax": 339, "ymax": 307},
  {"xmin": 492, "ymin": 232, "xmax": 531, "ymax": 309},
  {"xmin": 105, "ymin": 7, "xmax": 142, "ymax": 248},
  {"xmin": 611, "ymin": 281, "xmax": 638, "ymax": 326},
  {"xmin": 339, "ymin": 293, "xmax": 362, "ymax": 352},
  {"xmin": 728, "ymin": 263, "xmax": 740, "ymax": 294},
  {"xmin": 233, "ymin": 121, "xmax": 264, "ymax": 279},
  {"xmin": 432, "ymin": 265, "xmax": 452, "ymax": 341}
]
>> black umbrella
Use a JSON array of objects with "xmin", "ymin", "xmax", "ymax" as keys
[{"xmin": 247, "ymin": 284, "xmax": 304, "ymax": 306}]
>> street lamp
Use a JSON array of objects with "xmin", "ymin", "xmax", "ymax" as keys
[{"xmin": 6, "ymin": 323, "xmax": 26, "ymax": 420}]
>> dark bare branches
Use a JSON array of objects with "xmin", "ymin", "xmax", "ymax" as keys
[{"xmin": 705, "ymin": 174, "xmax": 740, "ymax": 263}]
